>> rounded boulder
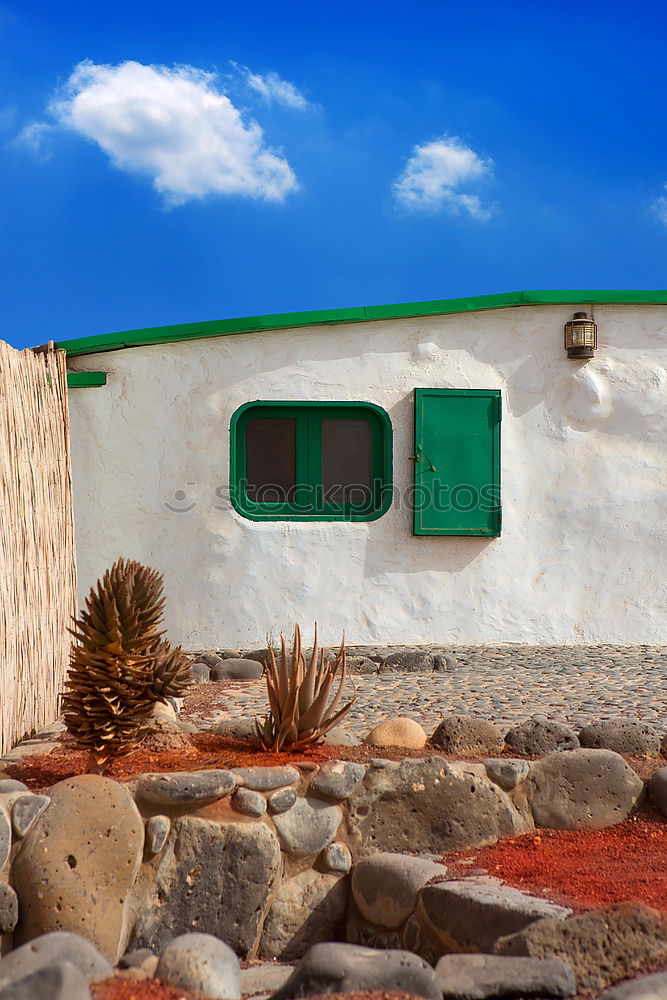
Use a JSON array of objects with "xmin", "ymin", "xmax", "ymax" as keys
[
  {"xmin": 156, "ymin": 932, "xmax": 240, "ymax": 999},
  {"xmin": 432, "ymin": 714, "xmax": 504, "ymax": 755},
  {"xmin": 578, "ymin": 718, "xmax": 662, "ymax": 757},
  {"xmin": 364, "ymin": 717, "xmax": 427, "ymax": 748}
]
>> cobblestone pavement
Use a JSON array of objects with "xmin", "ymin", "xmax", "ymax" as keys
[{"xmin": 198, "ymin": 645, "xmax": 667, "ymax": 737}]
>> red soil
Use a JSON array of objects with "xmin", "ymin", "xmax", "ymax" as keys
[
  {"xmin": 447, "ymin": 811, "xmax": 667, "ymax": 912},
  {"xmin": 91, "ymin": 976, "xmax": 198, "ymax": 999}
]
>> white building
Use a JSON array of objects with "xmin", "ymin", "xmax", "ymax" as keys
[{"xmin": 62, "ymin": 290, "xmax": 667, "ymax": 649}]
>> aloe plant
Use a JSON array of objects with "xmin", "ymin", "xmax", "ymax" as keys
[{"xmin": 256, "ymin": 624, "xmax": 356, "ymax": 751}]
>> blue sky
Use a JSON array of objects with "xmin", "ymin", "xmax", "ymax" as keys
[{"xmin": 2, "ymin": 0, "xmax": 667, "ymax": 349}]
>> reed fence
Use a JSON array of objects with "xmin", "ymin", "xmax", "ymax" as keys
[{"xmin": 0, "ymin": 341, "xmax": 76, "ymax": 755}]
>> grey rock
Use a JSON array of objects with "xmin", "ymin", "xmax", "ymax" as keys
[
  {"xmin": 134, "ymin": 769, "xmax": 235, "ymax": 806},
  {"xmin": 346, "ymin": 656, "xmax": 378, "ymax": 675},
  {"xmin": 211, "ymin": 658, "xmax": 264, "ymax": 681},
  {"xmin": 260, "ymin": 870, "xmax": 347, "ymax": 960},
  {"xmin": 131, "ymin": 817, "xmax": 281, "ymax": 956},
  {"xmin": 156, "ymin": 932, "xmax": 240, "ymax": 999},
  {"xmin": 11, "ymin": 794, "xmax": 49, "ymax": 838},
  {"xmin": 381, "ymin": 649, "xmax": 435, "ymax": 672},
  {"xmin": 505, "ymin": 718, "xmax": 580, "ymax": 756},
  {"xmin": 0, "ymin": 806, "xmax": 9, "ymax": 870},
  {"xmin": 309, "ymin": 760, "xmax": 366, "ymax": 800},
  {"xmin": 351, "ymin": 852, "xmax": 447, "ymax": 929},
  {"xmin": 484, "ymin": 759, "xmax": 531, "ymax": 791},
  {"xmin": 435, "ymin": 954, "xmax": 577, "ymax": 1000},
  {"xmin": 0, "ymin": 932, "xmax": 112, "ymax": 986},
  {"xmin": 233, "ymin": 787, "xmax": 267, "ymax": 817},
  {"xmin": 0, "ymin": 962, "xmax": 90, "ymax": 1000},
  {"xmin": 241, "ymin": 962, "xmax": 292, "ymax": 999},
  {"xmin": 0, "ymin": 781, "xmax": 28, "ymax": 795},
  {"xmin": 268, "ymin": 787, "xmax": 297, "ymax": 814},
  {"xmin": 418, "ymin": 877, "xmax": 570, "ymax": 955},
  {"xmin": 243, "ymin": 649, "xmax": 270, "ymax": 666},
  {"xmin": 0, "ymin": 883, "xmax": 18, "ymax": 933},
  {"xmin": 273, "ymin": 797, "xmax": 342, "ymax": 859},
  {"xmin": 433, "ymin": 653, "xmax": 460, "ymax": 672},
  {"xmin": 212, "ymin": 717, "xmax": 259, "ymax": 741},
  {"xmin": 432, "ymin": 715, "xmax": 505, "ymax": 755},
  {"xmin": 193, "ymin": 651, "xmax": 224, "ymax": 668},
  {"xmin": 144, "ymin": 814, "xmax": 170, "ymax": 857},
  {"xmin": 579, "ymin": 719, "xmax": 662, "ymax": 757},
  {"xmin": 495, "ymin": 902, "xmax": 667, "ymax": 993},
  {"xmin": 648, "ymin": 766, "xmax": 667, "ymax": 817},
  {"xmin": 526, "ymin": 749, "xmax": 644, "ymax": 829},
  {"xmin": 321, "ymin": 727, "xmax": 362, "ymax": 747},
  {"xmin": 347, "ymin": 757, "xmax": 529, "ymax": 855},
  {"xmin": 118, "ymin": 948, "xmax": 156, "ymax": 969},
  {"xmin": 598, "ymin": 970, "xmax": 667, "ymax": 999},
  {"xmin": 189, "ymin": 662, "xmax": 211, "ymax": 684},
  {"xmin": 321, "ymin": 841, "xmax": 352, "ymax": 873},
  {"xmin": 272, "ymin": 942, "xmax": 442, "ymax": 1000},
  {"xmin": 11, "ymin": 776, "xmax": 144, "ymax": 962},
  {"xmin": 233, "ymin": 766, "xmax": 299, "ymax": 790}
]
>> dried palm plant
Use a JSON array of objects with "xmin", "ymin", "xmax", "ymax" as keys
[
  {"xmin": 256, "ymin": 624, "xmax": 356, "ymax": 751},
  {"xmin": 62, "ymin": 558, "xmax": 191, "ymax": 771}
]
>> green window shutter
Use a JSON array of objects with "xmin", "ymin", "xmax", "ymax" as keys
[{"xmin": 413, "ymin": 388, "xmax": 501, "ymax": 537}]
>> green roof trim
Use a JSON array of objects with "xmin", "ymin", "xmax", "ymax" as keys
[
  {"xmin": 56, "ymin": 289, "xmax": 667, "ymax": 358},
  {"xmin": 66, "ymin": 371, "xmax": 107, "ymax": 388}
]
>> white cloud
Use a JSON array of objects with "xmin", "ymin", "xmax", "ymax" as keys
[
  {"xmin": 11, "ymin": 121, "xmax": 54, "ymax": 161},
  {"xmin": 236, "ymin": 64, "xmax": 309, "ymax": 110},
  {"xmin": 653, "ymin": 185, "xmax": 667, "ymax": 224},
  {"xmin": 393, "ymin": 135, "xmax": 494, "ymax": 219},
  {"xmin": 23, "ymin": 59, "xmax": 298, "ymax": 205}
]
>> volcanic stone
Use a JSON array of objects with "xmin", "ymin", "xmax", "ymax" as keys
[
  {"xmin": 144, "ymin": 815, "xmax": 170, "ymax": 857},
  {"xmin": 364, "ymin": 717, "xmax": 427, "ymax": 748},
  {"xmin": 380, "ymin": 650, "xmax": 435, "ymax": 672},
  {"xmin": 0, "ymin": 962, "xmax": 90, "ymax": 1000},
  {"xmin": 130, "ymin": 817, "xmax": 281, "ymax": 956},
  {"xmin": 648, "ymin": 767, "xmax": 667, "ymax": 818},
  {"xmin": 156, "ymin": 932, "xmax": 240, "ymax": 999},
  {"xmin": 211, "ymin": 658, "xmax": 264, "ymax": 681},
  {"xmin": 418, "ymin": 877, "xmax": 571, "ymax": 954},
  {"xmin": 495, "ymin": 902, "xmax": 667, "ymax": 992},
  {"xmin": 233, "ymin": 788, "xmax": 267, "ymax": 817},
  {"xmin": 598, "ymin": 970, "xmax": 667, "ymax": 999},
  {"xmin": 321, "ymin": 842, "xmax": 352, "ymax": 873},
  {"xmin": 260, "ymin": 870, "xmax": 347, "ymax": 960},
  {"xmin": 432, "ymin": 715, "xmax": 504, "ymax": 755},
  {"xmin": 505, "ymin": 718, "xmax": 580, "ymax": 756},
  {"xmin": 11, "ymin": 794, "xmax": 49, "ymax": 838},
  {"xmin": 272, "ymin": 797, "xmax": 342, "ymax": 859},
  {"xmin": 0, "ymin": 781, "xmax": 28, "ymax": 795},
  {"xmin": 0, "ymin": 806, "xmax": 10, "ymax": 870},
  {"xmin": 232, "ymin": 766, "xmax": 299, "ymax": 790},
  {"xmin": 484, "ymin": 759, "xmax": 531, "ymax": 791},
  {"xmin": 11, "ymin": 777, "xmax": 144, "ymax": 962},
  {"xmin": 435, "ymin": 954, "xmax": 577, "ymax": 1000},
  {"xmin": 268, "ymin": 787, "xmax": 297, "ymax": 814},
  {"xmin": 525, "ymin": 749, "xmax": 644, "ymax": 829},
  {"xmin": 189, "ymin": 663, "xmax": 211, "ymax": 684},
  {"xmin": 579, "ymin": 719, "xmax": 662, "ymax": 757},
  {"xmin": 134, "ymin": 769, "xmax": 235, "ymax": 806},
  {"xmin": 0, "ymin": 931, "xmax": 112, "ymax": 986},
  {"xmin": 0, "ymin": 884, "xmax": 18, "ymax": 934},
  {"xmin": 351, "ymin": 852, "xmax": 447, "ymax": 929},
  {"xmin": 347, "ymin": 757, "xmax": 528, "ymax": 855},
  {"xmin": 310, "ymin": 761, "xmax": 366, "ymax": 800},
  {"xmin": 271, "ymin": 942, "xmax": 442, "ymax": 1000}
]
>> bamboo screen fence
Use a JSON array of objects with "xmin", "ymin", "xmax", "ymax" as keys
[{"xmin": 0, "ymin": 341, "xmax": 77, "ymax": 756}]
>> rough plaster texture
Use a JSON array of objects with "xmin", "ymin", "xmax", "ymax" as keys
[{"xmin": 68, "ymin": 304, "xmax": 667, "ymax": 646}]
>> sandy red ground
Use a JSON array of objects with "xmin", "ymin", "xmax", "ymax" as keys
[
  {"xmin": 91, "ymin": 981, "xmax": 425, "ymax": 1000},
  {"xmin": 447, "ymin": 810, "xmax": 667, "ymax": 912}
]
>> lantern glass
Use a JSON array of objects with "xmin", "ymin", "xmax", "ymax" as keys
[{"xmin": 564, "ymin": 311, "xmax": 597, "ymax": 359}]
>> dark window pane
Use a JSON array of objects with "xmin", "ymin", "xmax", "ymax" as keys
[
  {"xmin": 246, "ymin": 418, "xmax": 296, "ymax": 502},
  {"xmin": 322, "ymin": 418, "xmax": 372, "ymax": 505}
]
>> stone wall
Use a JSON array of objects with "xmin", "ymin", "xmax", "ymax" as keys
[{"xmin": 0, "ymin": 749, "xmax": 652, "ymax": 965}]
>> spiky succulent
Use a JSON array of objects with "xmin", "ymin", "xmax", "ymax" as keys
[
  {"xmin": 256, "ymin": 624, "xmax": 356, "ymax": 751},
  {"xmin": 62, "ymin": 558, "xmax": 191, "ymax": 769}
]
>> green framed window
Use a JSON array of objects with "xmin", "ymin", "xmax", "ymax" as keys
[
  {"xmin": 413, "ymin": 388, "xmax": 501, "ymax": 537},
  {"xmin": 230, "ymin": 401, "xmax": 393, "ymax": 521}
]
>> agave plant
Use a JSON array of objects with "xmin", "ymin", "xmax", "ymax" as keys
[
  {"xmin": 62, "ymin": 558, "xmax": 191, "ymax": 771},
  {"xmin": 256, "ymin": 624, "xmax": 356, "ymax": 751}
]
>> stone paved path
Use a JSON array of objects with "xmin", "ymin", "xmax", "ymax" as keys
[{"xmin": 199, "ymin": 645, "xmax": 667, "ymax": 736}]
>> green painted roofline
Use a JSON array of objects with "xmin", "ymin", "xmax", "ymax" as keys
[{"xmin": 56, "ymin": 289, "xmax": 667, "ymax": 358}]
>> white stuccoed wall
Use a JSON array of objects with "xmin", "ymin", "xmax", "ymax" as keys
[{"xmin": 68, "ymin": 303, "xmax": 667, "ymax": 648}]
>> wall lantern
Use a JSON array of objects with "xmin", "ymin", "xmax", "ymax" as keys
[{"xmin": 564, "ymin": 311, "xmax": 597, "ymax": 359}]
